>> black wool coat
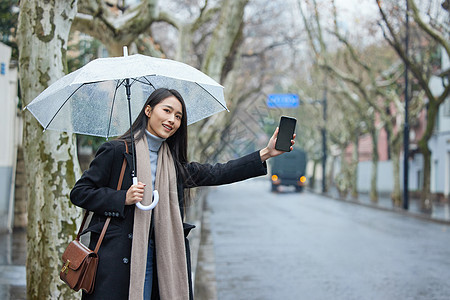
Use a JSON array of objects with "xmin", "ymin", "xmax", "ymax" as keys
[{"xmin": 70, "ymin": 140, "xmax": 267, "ymax": 300}]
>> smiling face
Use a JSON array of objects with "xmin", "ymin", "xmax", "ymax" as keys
[{"xmin": 145, "ymin": 96, "xmax": 183, "ymax": 139}]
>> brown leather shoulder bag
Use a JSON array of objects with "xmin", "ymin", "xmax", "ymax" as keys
[{"xmin": 60, "ymin": 141, "xmax": 128, "ymax": 294}]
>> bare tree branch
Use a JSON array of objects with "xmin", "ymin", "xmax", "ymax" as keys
[{"xmin": 408, "ymin": 0, "xmax": 450, "ymax": 57}]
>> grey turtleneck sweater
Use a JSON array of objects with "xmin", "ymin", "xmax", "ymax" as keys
[{"xmin": 145, "ymin": 130, "xmax": 166, "ymax": 190}]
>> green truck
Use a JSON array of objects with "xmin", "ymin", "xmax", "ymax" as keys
[{"xmin": 270, "ymin": 148, "xmax": 307, "ymax": 192}]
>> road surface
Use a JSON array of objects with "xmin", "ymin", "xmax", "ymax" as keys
[{"xmin": 203, "ymin": 178, "xmax": 450, "ymax": 300}]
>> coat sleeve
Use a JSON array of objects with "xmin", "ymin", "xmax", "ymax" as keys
[
  {"xmin": 183, "ymin": 150, "xmax": 267, "ymax": 188},
  {"xmin": 70, "ymin": 142, "xmax": 127, "ymax": 218}
]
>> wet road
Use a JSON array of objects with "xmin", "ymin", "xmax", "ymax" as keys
[{"xmin": 206, "ymin": 178, "xmax": 450, "ymax": 300}]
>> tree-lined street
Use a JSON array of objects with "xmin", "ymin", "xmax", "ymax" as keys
[
  {"xmin": 0, "ymin": 0, "xmax": 449, "ymax": 298},
  {"xmin": 203, "ymin": 178, "xmax": 450, "ymax": 300}
]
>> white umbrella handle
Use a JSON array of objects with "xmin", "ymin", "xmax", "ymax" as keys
[{"xmin": 133, "ymin": 177, "xmax": 159, "ymax": 211}]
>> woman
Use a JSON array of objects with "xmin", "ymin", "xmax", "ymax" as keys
[{"xmin": 70, "ymin": 88, "xmax": 295, "ymax": 299}]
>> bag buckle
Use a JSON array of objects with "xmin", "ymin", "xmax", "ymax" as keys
[{"xmin": 61, "ymin": 260, "xmax": 70, "ymax": 274}]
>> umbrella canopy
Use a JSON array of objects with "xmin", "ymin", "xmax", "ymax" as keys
[{"xmin": 25, "ymin": 54, "xmax": 227, "ymax": 139}]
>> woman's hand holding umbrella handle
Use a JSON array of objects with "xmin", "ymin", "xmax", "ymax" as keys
[
  {"xmin": 128, "ymin": 177, "xmax": 159, "ymax": 210},
  {"xmin": 125, "ymin": 179, "xmax": 159, "ymax": 210},
  {"xmin": 260, "ymin": 127, "xmax": 296, "ymax": 162},
  {"xmin": 125, "ymin": 180, "xmax": 146, "ymax": 205}
]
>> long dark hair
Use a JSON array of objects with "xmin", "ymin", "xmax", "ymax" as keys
[{"xmin": 119, "ymin": 88, "xmax": 191, "ymax": 188}]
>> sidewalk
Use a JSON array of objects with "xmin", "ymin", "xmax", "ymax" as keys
[{"xmin": 310, "ymin": 185, "xmax": 450, "ymax": 225}]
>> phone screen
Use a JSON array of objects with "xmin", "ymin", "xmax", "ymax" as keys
[{"xmin": 275, "ymin": 116, "xmax": 296, "ymax": 152}]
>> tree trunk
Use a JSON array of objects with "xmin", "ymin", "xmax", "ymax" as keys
[
  {"xmin": 419, "ymin": 140, "xmax": 432, "ymax": 212},
  {"xmin": 105, "ymin": 42, "xmax": 126, "ymax": 57},
  {"xmin": 387, "ymin": 123, "xmax": 402, "ymax": 207},
  {"xmin": 351, "ymin": 131, "xmax": 359, "ymax": 199},
  {"xmin": 391, "ymin": 140, "xmax": 402, "ymax": 207},
  {"xmin": 310, "ymin": 159, "xmax": 318, "ymax": 189},
  {"xmin": 201, "ymin": 0, "xmax": 248, "ymax": 82},
  {"xmin": 176, "ymin": 24, "xmax": 195, "ymax": 66},
  {"xmin": 369, "ymin": 126, "xmax": 379, "ymax": 203},
  {"xmin": 336, "ymin": 147, "xmax": 349, "ymax": 198},
  {"xmin": 17, "ymin": 1, "xmax": 82, "ymax": 298},
  {"xmin": 418, "ymin": 101, "xmax": 438, "ymax": 212}
]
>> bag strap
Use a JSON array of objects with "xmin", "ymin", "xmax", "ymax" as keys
[
  {"xmin": 76, "ymin": 140, "xmax": 129, "ymax": 255},
  {"xmin": 76, "ymin": 210, "xmax": 90, "ymax": 241}
]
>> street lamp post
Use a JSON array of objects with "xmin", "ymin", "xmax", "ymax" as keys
[{"xmin": 403, "ymin": 0, "xmax": 410, "ymax": 210}]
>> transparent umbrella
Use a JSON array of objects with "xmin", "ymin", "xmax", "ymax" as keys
[
  {"xmin": 25, "ymin": 49, "xmax": 227, "ymax": 210},
  {"xmin": 26, "ymin": 54, "xmax": 226, "ymax": 137}
]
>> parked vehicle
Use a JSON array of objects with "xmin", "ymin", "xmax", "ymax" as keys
[{"xmin": 270, "ymin": 148, "xmax": 307, "ymax": 192}]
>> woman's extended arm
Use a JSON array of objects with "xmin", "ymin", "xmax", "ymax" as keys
[
  {"xmin": 183, "ymin": 128, "xmax": 296, "ymax": 188},
  {"xmin": 184, "ymin": 151, "xmax": 268, "ymax": 188}
]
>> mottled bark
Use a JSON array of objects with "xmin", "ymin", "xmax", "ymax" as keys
[
  {"xmin": 200, "ymin": 0, "xmax": 248, "ymax": 82},
  {"xmin": 336, "ymin": 146, "xmax": 350, "ymax": 198},
  {"xmin": 379, "ymin": 106, "xmax": 403, "ymax": 207},
  {"xmin": 17, "ymin": 1, "xmax": 82, "ymax": 298},
  {"xmin": 417, "ymin": 100, "xmax": 439, "ymax": 211},
  {"xmin": 175, "ymin": 24, "xmax": 194, "ymax": 65},
  {"xmin": 391, "ymin": 134, "xmax": 402, "ymax": 207}
]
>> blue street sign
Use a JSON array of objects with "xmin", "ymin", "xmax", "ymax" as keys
[
  {"xmin": 1, "ymin": 63, "xmax": 5, "ymax": 75},
  {"xmin": 267, "ymin": 94, "xmax": 299, "ymax": 108}
]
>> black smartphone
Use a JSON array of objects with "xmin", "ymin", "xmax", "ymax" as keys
[{"xmin": 275, "ymin": 116, "xmax": 296, "ymax": 152}]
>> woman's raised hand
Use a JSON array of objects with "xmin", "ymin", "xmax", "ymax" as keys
[
  {"xmin": 125, "ymin": 182, "xmax": 146, "ymax": 205},
  {"xmin": 259, "ymin": 127, "xmax": 296, "ymax": 162}
]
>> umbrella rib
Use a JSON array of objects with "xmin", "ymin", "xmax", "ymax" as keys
[
  {"xmin": 195, "ymin": 82, "xmax": 229, "ymax": 111},
  {"xmin": 142, "ymin": 75, "xmax": 157, "ymax": 89},
  {"xmin": 130, "ymin": 77, "xmax": 139, "ymax": 85},
  {"xmin": 106, "ymin": 80, "xmax": 121, "ymax": 139},
  {"xmin": 44, "ymin": 84, "xmax": 85, "ymax": 131},
  {"xmin": 118, "ymin": 77, "xmax": 139, "ymax": 87},
  {"xmin": 117, "ymin": 79, "xmax": 126, "ymax": 87},
  {"xmin": 134, "ymin": 78, "xmax": 152, "ymax": 85},
  {"xmin": 108, "ymin": 77, "xmax": 140, "ymax": 138}
]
